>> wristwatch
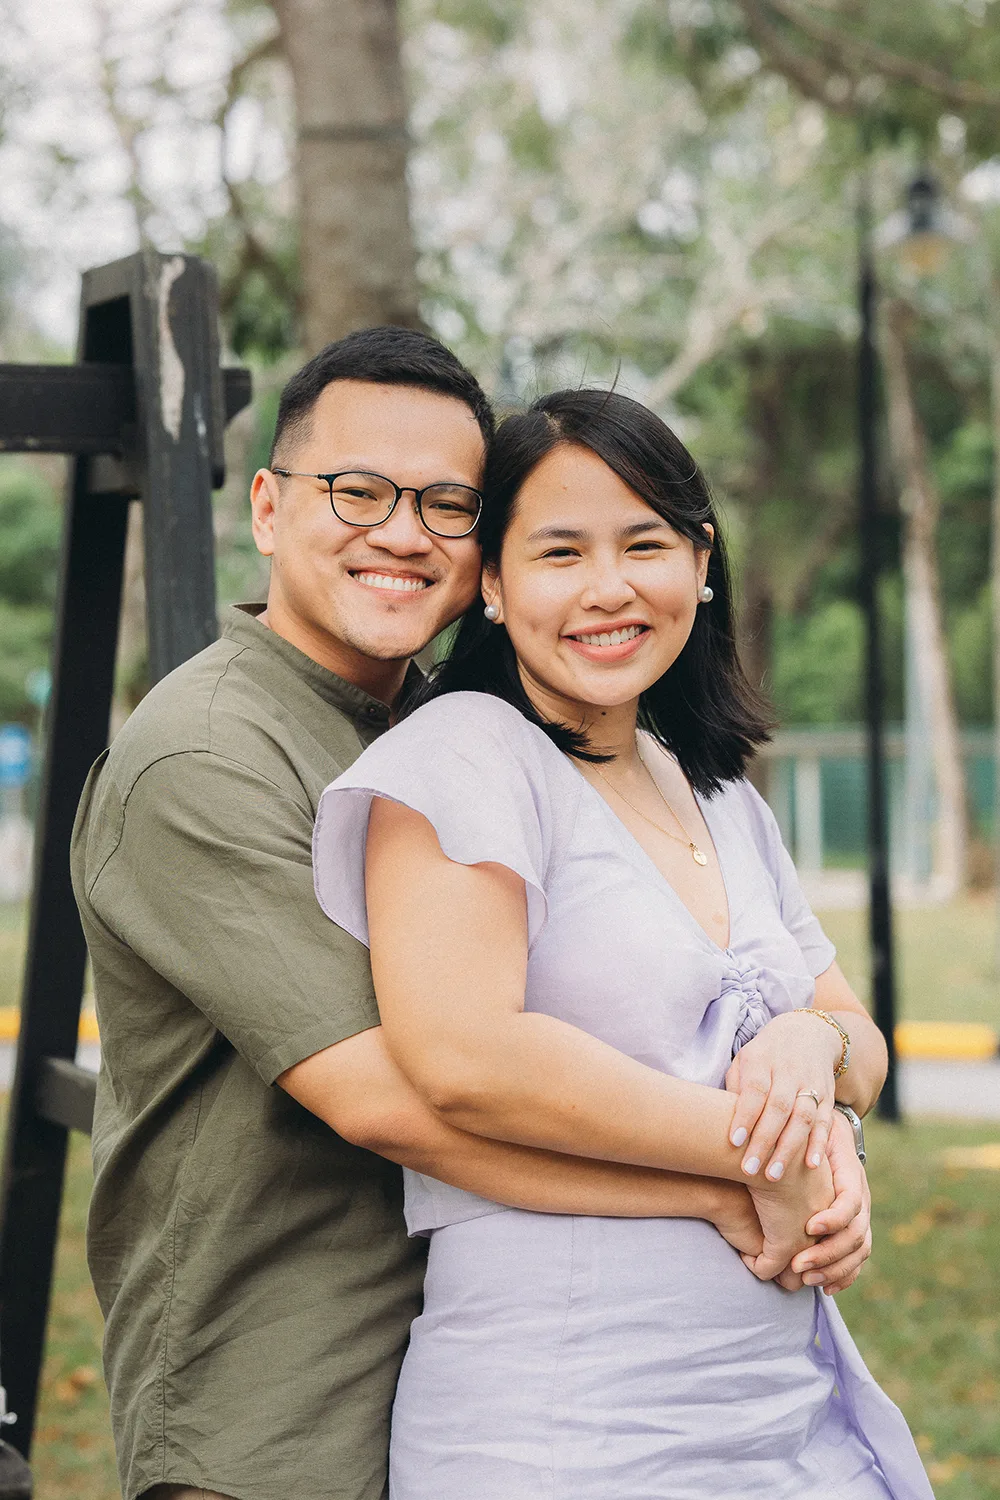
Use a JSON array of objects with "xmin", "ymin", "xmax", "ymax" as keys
[{"xmin": 833, "ymin": 1103, "xmax": 866, "ymax": 1164}]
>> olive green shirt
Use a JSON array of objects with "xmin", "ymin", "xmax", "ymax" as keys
[{"xmin": 71, "ymin": 605, "xmax": 426, "ymax": 1500}]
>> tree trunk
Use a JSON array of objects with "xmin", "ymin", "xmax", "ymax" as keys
[
  {"xmin": 272, "ymin": 0, "xmax": 421, "ymax": 352},
  {"xmin": 882, "ymin": 298, "xmax": 967, "ymax": 896},
  {"xmin": 987, "ymin": 271, "xmax": 1000, "ymax": 964}
]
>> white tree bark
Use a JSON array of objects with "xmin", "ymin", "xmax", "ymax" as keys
[
  {"xmin": 272, "ymin": 0, "xmax": 421, "ymax": 351},
  {"xmin": 882, "ymin": 298, "xmax": 968, "ymax": 897}
]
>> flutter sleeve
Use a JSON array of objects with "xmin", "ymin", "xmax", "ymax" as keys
[
  {"xmin": 313, "ymin": 691, "xmax": 558, "ymax": 950},
  {"xmin": 736, "ymin": 779, "xmax": 837, "ymax": 979}
]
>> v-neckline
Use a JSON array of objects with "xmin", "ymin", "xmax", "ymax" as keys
[{"xmin": 566, "ymin": 755, "xmax": 734, "ymax": 956}]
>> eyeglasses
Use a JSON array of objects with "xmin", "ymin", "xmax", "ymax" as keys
[{"xmin": 271, "ymin": 468, "xmax": 482, "ymax": 539}]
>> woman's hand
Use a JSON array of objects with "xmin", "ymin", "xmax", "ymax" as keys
[{"xmin": 725, "ymin": 1010, "xmax": 844, "ymax": 1181}]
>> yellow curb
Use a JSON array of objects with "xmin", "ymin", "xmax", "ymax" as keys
[
  {"xmin": 939, "ymin": 1143, "xmax": 1000, "ymax": 1171},
  {"xmin": 0, "ymin": 1012, "xmax": 995, "ymax": 1058},
  {"xmin": 895, "ymin": 1020, "xmax": 998, "ymax": 1061},
  {"xmin": 0, "ymin": 1007, "xmax": 99, "ymax": 1043}
]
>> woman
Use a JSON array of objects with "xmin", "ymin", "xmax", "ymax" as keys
[{"xmin": 313, "ymin": 390, "xmax": 931, "ymax": 1499}]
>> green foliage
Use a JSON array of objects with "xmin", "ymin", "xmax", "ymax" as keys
[
  {"xmin": 0, "ymin": 465, "xmax": 62, "ymax": 606},
  {"xmin": 431, "ymin": 0, "xmax": 522, "ymax": 46},
  {"xmin": 772, "ymin": 599, "xmax": 864, "ymax": 723},
  {"xmin": 507, "ymin": 103, "xmax": 557, "ymax": 172},
  {"xmin": 0, "ymin": 462, "xmax": 61, "ymax": 724},
  {"xmin": 950, "ymin": 585, "xmax": 992, "ymax": 725}
]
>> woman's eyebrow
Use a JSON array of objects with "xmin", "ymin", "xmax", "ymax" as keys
[
  {"xmin": 525, "ymin": 518, "xmax": 671, "ymax": 545},
  {"xmin": 525, "ymin": 525, "xmax": 589, "ymax": 543}
]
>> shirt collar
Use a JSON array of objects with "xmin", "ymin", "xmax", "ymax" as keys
[{"xmin": 223, "ymin": 604, "xmax": 422, "ymax": 731}]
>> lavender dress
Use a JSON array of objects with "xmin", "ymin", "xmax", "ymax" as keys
[{"xmin": 313, "ymin": 692, "xmax": 932, "ymax": 1500}]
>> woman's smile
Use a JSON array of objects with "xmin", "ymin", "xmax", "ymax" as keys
[{"xmin": 561, "ymin": 620, "xmax": 651, "ymax": 663}]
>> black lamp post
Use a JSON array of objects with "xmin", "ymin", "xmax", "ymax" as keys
[{"xmin": 856, "ymin": 154, "xmax": 900, "ymax": 1122}]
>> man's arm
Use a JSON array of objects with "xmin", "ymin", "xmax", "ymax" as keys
[{"xmin": 279, "ymin": 1026, "xmax": 758, "ymax": 1236}]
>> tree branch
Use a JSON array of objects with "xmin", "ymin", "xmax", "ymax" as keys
[
  {"xmin": 734, "ymin": 0, "xmax": 1000, "ymax": 115},
  {"xmin": 729, "ymin": 0, "xmax": 854, "ymax": 114}
]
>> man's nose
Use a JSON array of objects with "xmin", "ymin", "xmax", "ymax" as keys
[{"xmin": 365, "ymin": 492, "xmax": 434, "ymax": 554}]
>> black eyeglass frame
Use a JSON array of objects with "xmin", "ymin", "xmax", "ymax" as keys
[{"xmin": 270, "ymin": 467, "xmax": 483, "ymax": 539}]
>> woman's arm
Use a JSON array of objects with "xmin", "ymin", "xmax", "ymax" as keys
[{"xmin": 363, "ymin": 796, "xmax": 826, "ymax": 1197}]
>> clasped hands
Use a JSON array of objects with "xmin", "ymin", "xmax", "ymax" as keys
[{"xmin": 709, "ymin": 1012, "xmax": 872, "ymax": 1295}]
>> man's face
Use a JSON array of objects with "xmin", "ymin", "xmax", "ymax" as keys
[{"xmin": 251, "ymin": 380, "xmax": 485, "ymax": 694}]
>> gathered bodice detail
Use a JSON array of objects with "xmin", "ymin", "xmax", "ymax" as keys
[{"xmin": 725, "ymin": 955, "xmax": 771, "ymax": 1056}]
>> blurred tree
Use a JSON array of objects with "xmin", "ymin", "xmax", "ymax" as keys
[{"xmin": 272, "ymin": 0, "xmax": 421, "ymax": 349}]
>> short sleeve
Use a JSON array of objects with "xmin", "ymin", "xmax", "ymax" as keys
[
  {"xmin": 736, "ymin": 780, "xmax": 836, "ymax": 979},
  {"xmin": 82, "ymin": 751, "xmax": 380, "ymax": 1083},
  {"xmin": 314, "ymin": 693, "xmax": 561, "ymax": 950}
]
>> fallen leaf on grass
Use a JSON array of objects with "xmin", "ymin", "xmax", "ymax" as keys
[
  {"xmin": 51, "ymin": 1366, "xmax": 100, "ymax": 1405},
  {"xmin": 927, "ymin": 1454, "xmax": 968, "ymax": 1484}
]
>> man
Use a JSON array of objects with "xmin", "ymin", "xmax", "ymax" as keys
[{"xmin": 72, "ymin": 328, "xmax": 869, "ymax": 1500}]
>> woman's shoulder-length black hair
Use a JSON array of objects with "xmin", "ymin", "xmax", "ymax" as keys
[{"xmin": 410, "ymin": 386, "xmax": 772, "ymax": 797}]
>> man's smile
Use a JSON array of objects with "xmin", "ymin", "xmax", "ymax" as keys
[{"xmin": 349, "ymin": 568, "xmax": 435, "ymax": 594}]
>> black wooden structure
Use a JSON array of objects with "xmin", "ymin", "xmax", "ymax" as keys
[{"xmin": 0, "ymin": 251, "xmax": 252, "ymax": 1487}]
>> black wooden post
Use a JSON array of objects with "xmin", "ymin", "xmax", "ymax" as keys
[{"xmin": 0, "ymin": 251, "xmax": 251, "ymax": 1469}]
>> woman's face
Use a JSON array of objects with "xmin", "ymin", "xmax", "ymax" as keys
[{"xmin": 485, "ymin": 442, "xmax": 711, "ymax": 727}]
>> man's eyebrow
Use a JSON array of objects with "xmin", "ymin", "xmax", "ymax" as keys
[{"xmin": 525, "ymin": 518, "xmax": 671, "ymax": 544}]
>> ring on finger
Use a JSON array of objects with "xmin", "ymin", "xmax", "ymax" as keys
[{"xmin": 795, "ymin": 1089, "xmax": 821, "ymax": 1106}]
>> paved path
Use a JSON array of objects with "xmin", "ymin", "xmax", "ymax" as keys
[
  {"xmin": 1, "ymin": 1047, "xmax": 997, "ymax": 1120},
  {"xmin": 898, "ymin": 1059, "xmax": 1000, "ymax": 1120}
]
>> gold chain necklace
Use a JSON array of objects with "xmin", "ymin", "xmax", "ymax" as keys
[{"xmin": 593, "ymin": 756, "xmax": 710, "ymax": 866}]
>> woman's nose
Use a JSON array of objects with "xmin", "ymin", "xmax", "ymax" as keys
[{"xmin": 579, "ymin": 561, "xmax": 637, "ymax": 612}]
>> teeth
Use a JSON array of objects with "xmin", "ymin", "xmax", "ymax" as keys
[
  {"xmin": 574, "ymin": 625, "xmax": 643, "ymax": 646},
  {"xmin": 355, "ymin": 572, "xmax": 429, "ymax": 592}
]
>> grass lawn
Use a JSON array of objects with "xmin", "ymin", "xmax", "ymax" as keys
[
  {"xmin": 0, "ymin": 901, "xmax": 26, "ymax": 1010},
  {"xmin": 817, "ymin": 892, "xmax": 1000, "ymax": 1027},
  {"xmin": 0, "ymin": 1113, "xmax": 993, "ymax": 1498}
]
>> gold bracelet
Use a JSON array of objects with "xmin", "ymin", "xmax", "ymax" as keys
[{"xmin": 796, "ymin": 1007, "xmax": 851, "ymax": 1079}]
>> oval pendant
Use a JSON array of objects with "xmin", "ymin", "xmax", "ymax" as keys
[{"xmin": 692, "ymin": 847, "xmax": 709, "ymax": 866}]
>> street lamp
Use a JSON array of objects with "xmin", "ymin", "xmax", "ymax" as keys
[{"xmin": 859, "ymin": 160, "xmax": 965, "ymax": 1122}]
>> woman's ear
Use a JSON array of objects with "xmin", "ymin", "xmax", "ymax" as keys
[
  {"xmin": 481, "ymin": 566, "xmax": 503, "ymax": 623},
  {"xmin": 698, "ymin": 524, "xmax": 714, "ymax": 587}
]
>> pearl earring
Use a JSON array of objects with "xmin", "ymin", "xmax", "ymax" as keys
[
  {"xmin": 484, "ymin": 603, "xmax": 500, "ymax": 622},
  {"xmin": 698, "ymin": 585, "xmax": 714, "ymax": 603}
]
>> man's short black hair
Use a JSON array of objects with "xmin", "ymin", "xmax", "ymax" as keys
[{"xmin": 269, "ymin": 326, "xmax": 494, "ymax": 465}]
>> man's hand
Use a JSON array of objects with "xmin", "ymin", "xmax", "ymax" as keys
[
  {"xmin": 791, "ymin": 1110, "xmax": 872, "ymax": 1294},
  {"xmin": 742, "ymin": 1151, "xmax": 835, "ymax": 1288},
  {"xmin": 702, "ymin": 1181, "xmax": 764, "ymax": 1259}
]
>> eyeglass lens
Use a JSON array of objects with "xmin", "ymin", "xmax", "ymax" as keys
[{"xmin": 330, "ymin": 473, "xmax": 480, "ymax": 537}]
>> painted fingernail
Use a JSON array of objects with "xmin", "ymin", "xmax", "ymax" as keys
[
  {"xmin": 809, "ymin": 1152, "xmax": 823, "ymax": 1167},
  {"xmin": 804, "ymin": 1272, "xmax": 825, "ymax": 1286},
  {"xmin": 731, "ymin": 1127, "xmax": 748, "ymax": 1147},
  {"xmin": 766, "ymin": 1160, "xmax": 784, "ymax": 1181},
  {"xmin": 743, "ymin": 1155, "xmax": 760, "ymax": 1176}
]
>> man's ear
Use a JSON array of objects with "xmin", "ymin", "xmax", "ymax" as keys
[{"xmin": 250, "ymin": 470, "xmax": 280, "ymax": 558}]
